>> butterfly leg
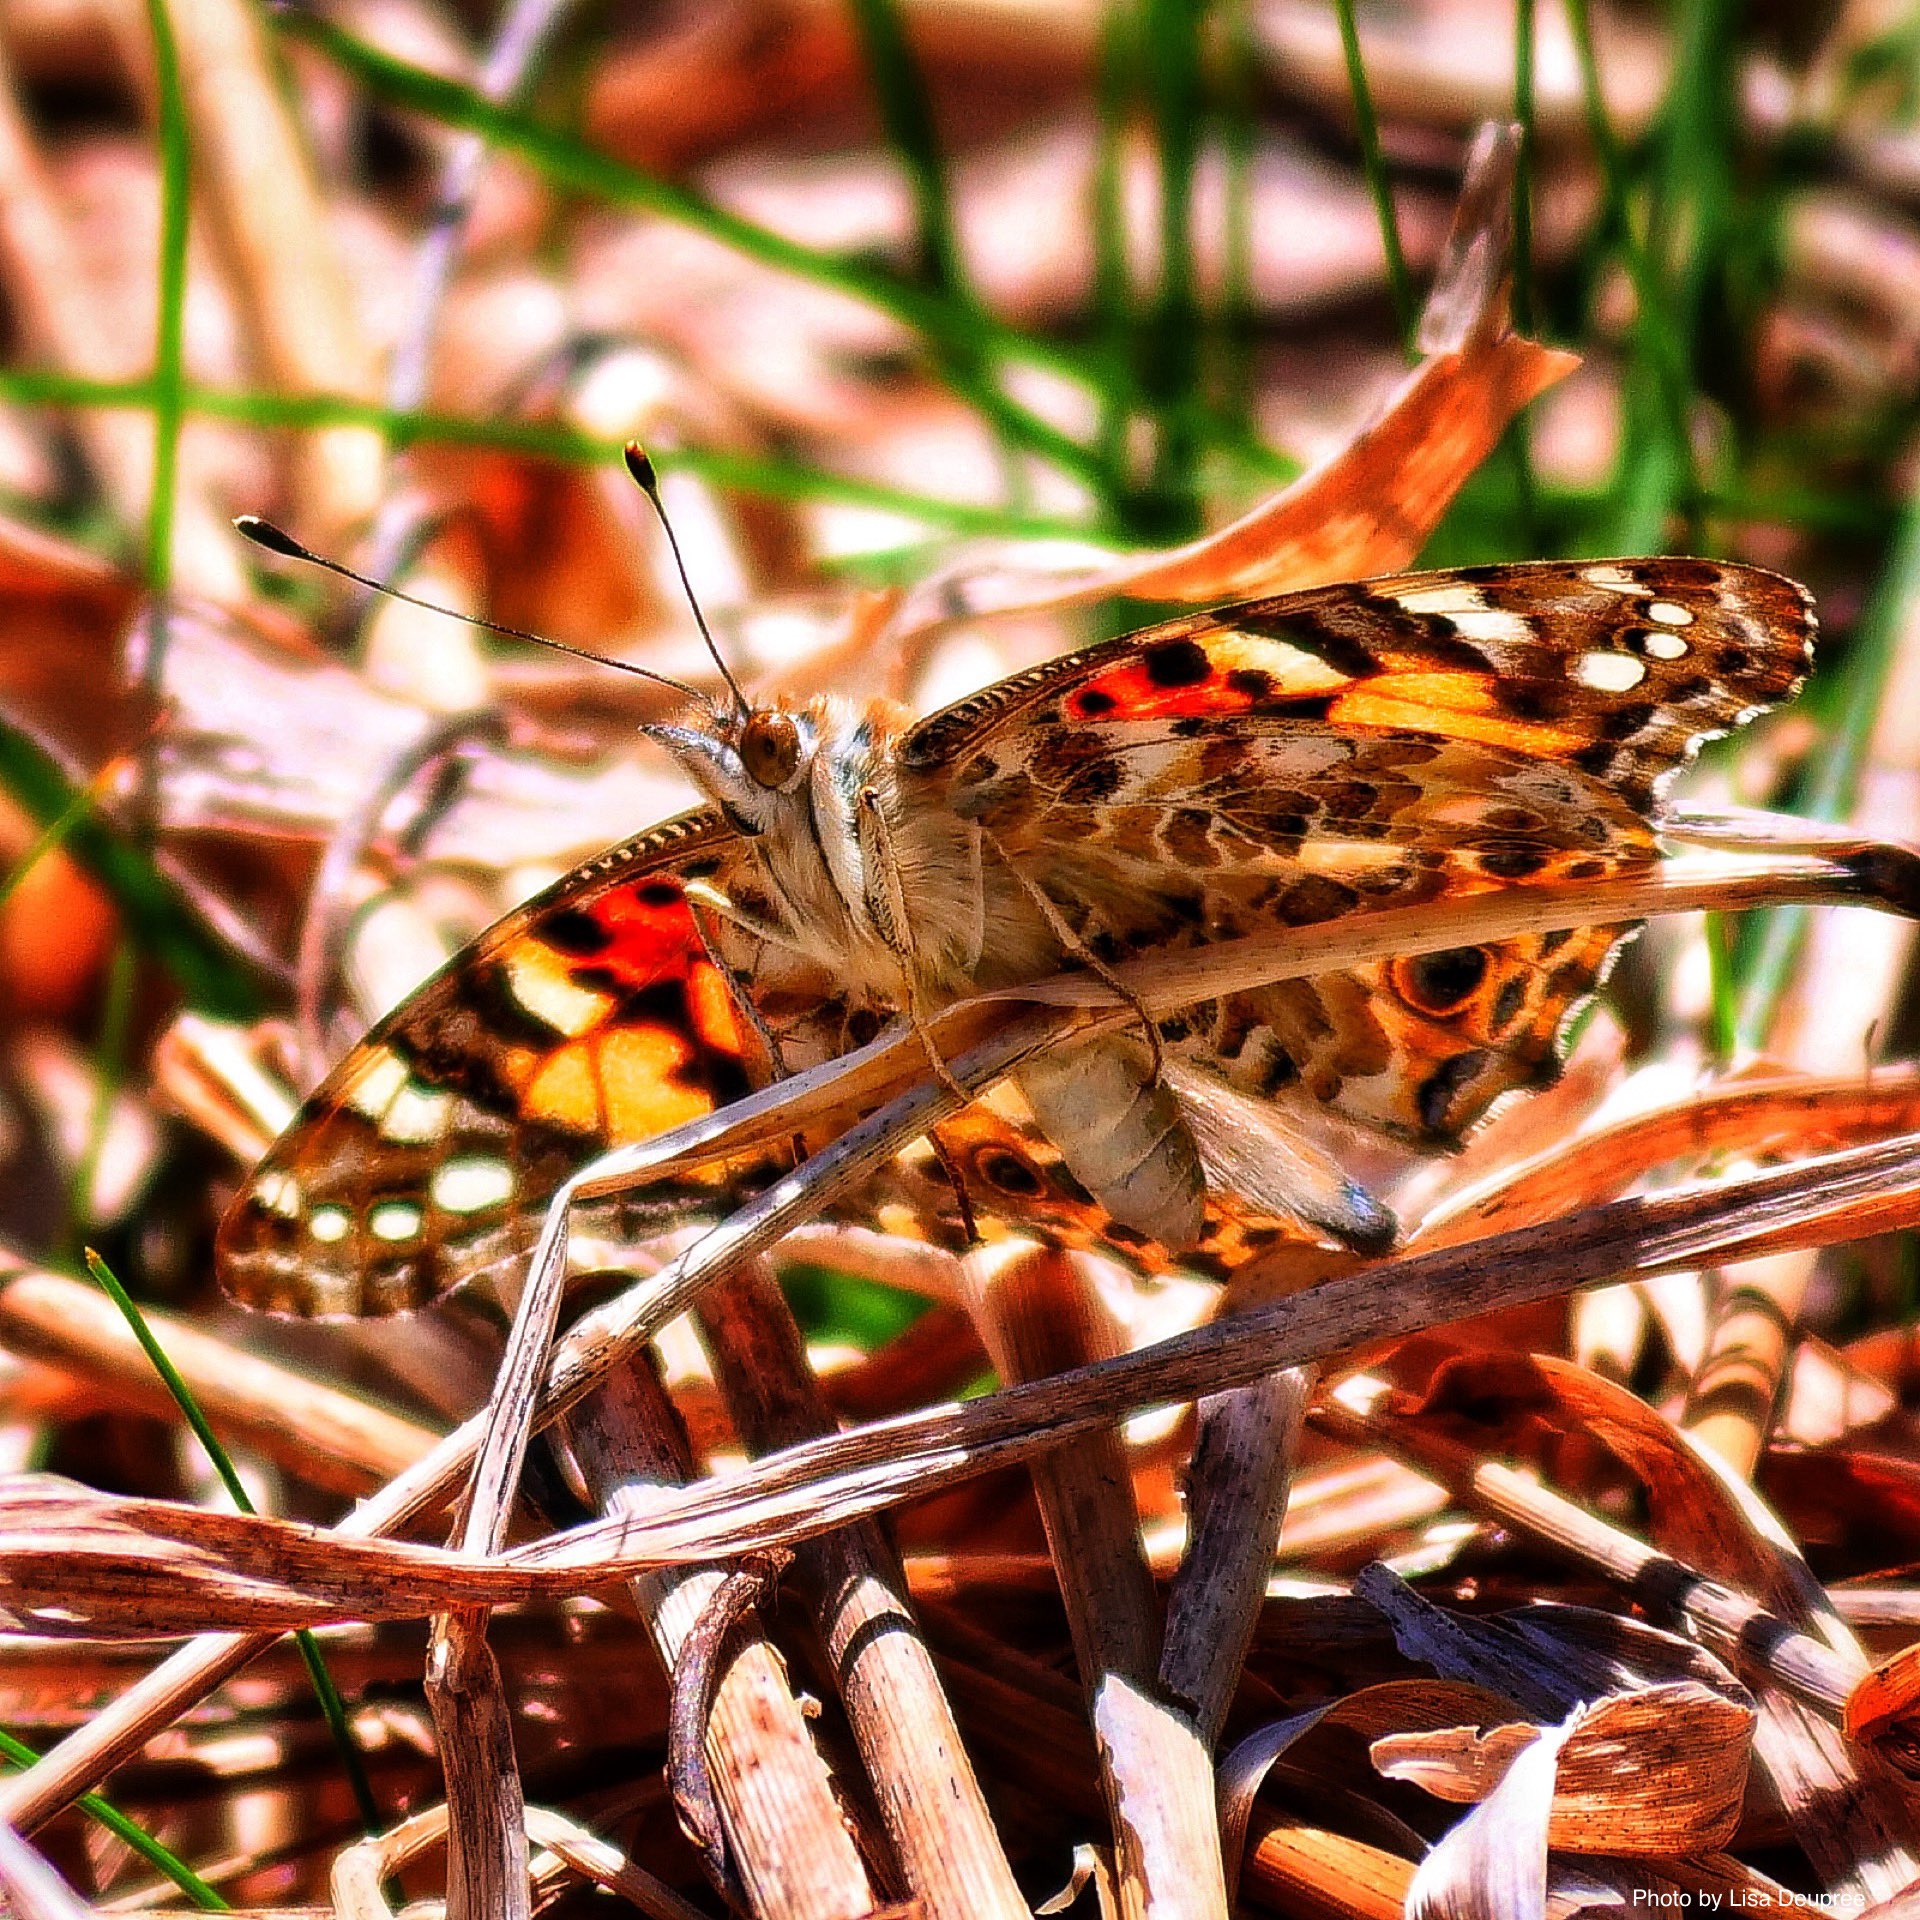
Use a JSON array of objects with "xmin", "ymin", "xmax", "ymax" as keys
[
  {"xmin": 979, "ymin": 826, "xmax": 1166, "ymax": 1080},
  {"xmin": 680, "ymin": 879, "xmax": 795, "ymax": 1079},
  {"xmin": 853, "ymin": 785, "xmax": 981, "ymax": 1112}
]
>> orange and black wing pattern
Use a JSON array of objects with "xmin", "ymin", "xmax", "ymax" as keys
[
  {"xmin": 903, "ymin": 558, "xmax": 1814, "ymax": 1146},
  {"xmin": 217, "ymin": 809, "xmax": 785, "ymax": 1316}
]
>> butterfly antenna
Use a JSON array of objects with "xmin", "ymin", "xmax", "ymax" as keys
[
  {"xmin": 233, "ymin": 515, "xmax": 709, "ymax": 704},
  {"xmin": 622, "ymin": 443, "xmax": 751, "ymax": 720}
]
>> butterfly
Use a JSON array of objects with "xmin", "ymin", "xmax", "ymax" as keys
[{"xmin": 215, "ymin": 555, "xmax": 1814, "ymax": 1316}]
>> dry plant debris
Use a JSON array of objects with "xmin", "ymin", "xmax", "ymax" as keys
[{"xmin": 1, "ymin": 4, "xmax": 1920, "ymax": 1918}]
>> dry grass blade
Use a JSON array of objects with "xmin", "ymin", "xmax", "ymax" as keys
[
  {"xmin": 560, "ymin": 1360, "xmax": 879, "ymax": 1918},
  {"xmin": 885, "ymin": 126, "xmax": 1575, "ymax": 637},
  {"xmin": 966, "ymin": 1243, "xmax": 1228, "ymax": 1917},
  {"xmin": 697, "ymin": 1260, "xmax": 1028, "ymax": 1920},
  {"xmin": 6, "ymin": 1127, "xmax": 1919, "ymax": 1645},
  {"xmin": 1159, "ymin": 1367, "xmax": 1310, "ymax": 1746}
]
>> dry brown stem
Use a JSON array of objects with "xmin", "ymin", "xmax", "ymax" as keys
[
  {"xmin": 967, "ymin": 1243, "xmax": 1227, "ymax": 1919},
  {"xmin": 698, "ymin": 1258, "xmax": 1028, "ymax": 1920},
  {"xmin": 560, "ymin": 1356, "xmax": 878, "ymax": 1919},
  {"xmin": 1160, "ymin": 1370, "xmax": 1310, "ymax": 1747}
]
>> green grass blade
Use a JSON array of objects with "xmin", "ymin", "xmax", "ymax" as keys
[
  {"xmin": 0, "ymin": 776, "xmax": 104, "ymax": 916},
  {"xmin": 67, "ymin": 940, "xmax": 136, "ymax": 1258},
  {"xmin": 1215, "ymin": 0, "xmax": 1258, "ymax": 422},
  {"xmin": 1607, "ymin": 0, "xmax": 1740, "ymax": 550},
  {"xmin": 1732, "ymin": 493, "xmax": 1917, "ymax": 1046},
  {"xmin": 1333, "ymin": 0, "xmax": 1415, "ymax": 352},
  {"xmin": 1563, "ymin": 0, "xmax": 1632, "ymax": 231},
  {"xmin": 82, "ymin": 1252, "xmax": 383, "ymax": 1834},
  {"xmin": 273, "ymin": 8, "xmax": 1107, "ymax": 487},
  {"xmin": 1510, "ymin": 0, "xmax": 1537, "ymax": 338},
  {"xmin": 1564, "ymin": 0, "xmax": 1693, "ymax": 522},
  {"xmin": 1092, "ymin": 0, "xmax": 1139, "ymax": 489},
  {"xmin": 143, "ymin": 0, "xmax": 189, "ymax": 615},
  {"xmin": 844, "ymin": 0, "xmax": 966, "ymax": 297},
  {"xmin": 0, "ymin": 364, "xmax": 1111, "ymax": 538},
  {"xmin": 1135, "ymin": 0, "xmax": 1206, "ymax": 532},
  {"xmin": 0, "ymin": 1725, "xmax": 229, "ymax": 1908},
  {"xmin": 1505, "ymin": 0, "xmax": 1539, "ymax": 546},
  {"xmin": 269, "ymin": 9, "xmax": 1299, "ymax": 492}
]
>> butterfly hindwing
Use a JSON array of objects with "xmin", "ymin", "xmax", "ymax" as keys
[{"xmin": 903, "ymin": 558, "xmax": 1813, "ymax": 1147}]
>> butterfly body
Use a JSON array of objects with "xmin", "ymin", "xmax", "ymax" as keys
[{"xmin": 218, "ymin": 557, "xmax": 1814, "ymax": 1316}]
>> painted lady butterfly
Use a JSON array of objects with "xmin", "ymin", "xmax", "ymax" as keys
[{"xmin": 215, "ymin": 553, "xmax": 1813, "ymax": 1316}]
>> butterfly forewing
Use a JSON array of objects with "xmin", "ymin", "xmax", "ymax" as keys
[{"xmin": 218, "ymin": 811, "xmax": 817, "ymax": 1314}]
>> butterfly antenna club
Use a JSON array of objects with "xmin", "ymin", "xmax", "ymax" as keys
[
  {"xmin": 623, "ymin": 442, "xmax": 752, "ymax": 720},
  {"xmin": 232, "ymin": 514, "xmax": 708, "ymax": 703}
]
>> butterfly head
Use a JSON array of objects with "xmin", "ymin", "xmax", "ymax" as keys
[{"xmin": 646, "ymin": 701, "xmax": 818, "ymax": 834}]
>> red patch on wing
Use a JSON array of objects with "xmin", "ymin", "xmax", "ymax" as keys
[{"xmin": 1065, "ymin": 631, "xmax": 1344, "ymax": 724}]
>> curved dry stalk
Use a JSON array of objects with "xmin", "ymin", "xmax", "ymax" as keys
[
  {"xmin": 1161, "ymin": 1368, "xmax": 1311, "ymax": 1746},
  {"xmin": 560, "ymin": 1359, "xmax": 878, "ymax": 1920},
  {"xmin": 698, "ymin": 1259, "xmax": 1028, "ymax": 1920},
  {"xmin": 966, "ymin": 1242, "xmax": 1229, "ymax": 1919}
]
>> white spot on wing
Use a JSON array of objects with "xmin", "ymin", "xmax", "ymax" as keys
[
  {"xmin": 1449, "ymin": 608, "xmax": 1535, "ymax": 645},
  {"xmin": 383, "ymin": 1083, "xmax": 452, "ymax": 1145},
  {"xmin": 369, "ymin": 1202, "xmax": 423, "ymax": 1243},
  {"xmin": 345, "ymin": 1050, "xmax": 409, "ymax": 1120},
  {"xmin": 255, "ymin": 1172, "xmax": 300, "ymax": 1218},
  {"xmin": 1644, "ymin": 631, "xmax": 1688, "ymax": 660},
  {"xmin": 1646, "ymin": 601, "xmax": 1695, "ymax": 626},
  {"xmin": 507, "ymin": 954, "xmax": 612, "ymax": 1036},
  {"xmin": 1576, "ymin": 652, "xmax": 1648, "ymax": 693},
  {"xmin": 431, "ymin": 1157, "xmax": 515, "ymax": 1214},
  {"xmin": 1582, "ymin": 564, "xmax": 1641, "ymax": 593},
  {"xmin": 1392, "ymin": 585, "xmax": 1486, "ymax": 615},
  {"xmin": 310, "ymin": 1206, "xmax": 351, "ymax": 1244}
]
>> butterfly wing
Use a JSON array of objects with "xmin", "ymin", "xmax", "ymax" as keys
[
  {"xmin": 901, "ymin": 556, "xmax": 1814, "ymax": 1146},
  {"xmin": 217, "ymin": 808, "xmax": 849, "ymax": 1316}
]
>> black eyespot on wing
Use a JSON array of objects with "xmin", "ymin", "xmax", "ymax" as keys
[
  {"xmin": 636, "ymin": 880, "xmax": 683, "ymax": 908},
  {"xmin": 1075, "ymin": 687, "xmax": 1118, "ymax": 717},
  {"xmin": 1403, "ymin": 946, "xmax": 1489, "ymax": 1013},
  {"xmin": 1476, "ymin": 844, "xmax": 1552, "ymax": 880},
  {"xmin": 543, "ymin": 908, "xmax": 614, "ymax": 956},
  {"xmin": 977, "ymin": 1148, "xmax": 1045, "ymax": 1197},
  {"xmin": 1143, "ymin": 639, "xmax": 1212, "ymax": 688}
]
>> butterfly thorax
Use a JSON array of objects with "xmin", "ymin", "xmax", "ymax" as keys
[{"xmin": 649, "ymin": 694, "xmax": 1056, "ymax": 1007}]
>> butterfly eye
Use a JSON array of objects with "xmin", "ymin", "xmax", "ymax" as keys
[{"xmin": 739, "ymin": 711, "xmax": 801, "ymax": 789}]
